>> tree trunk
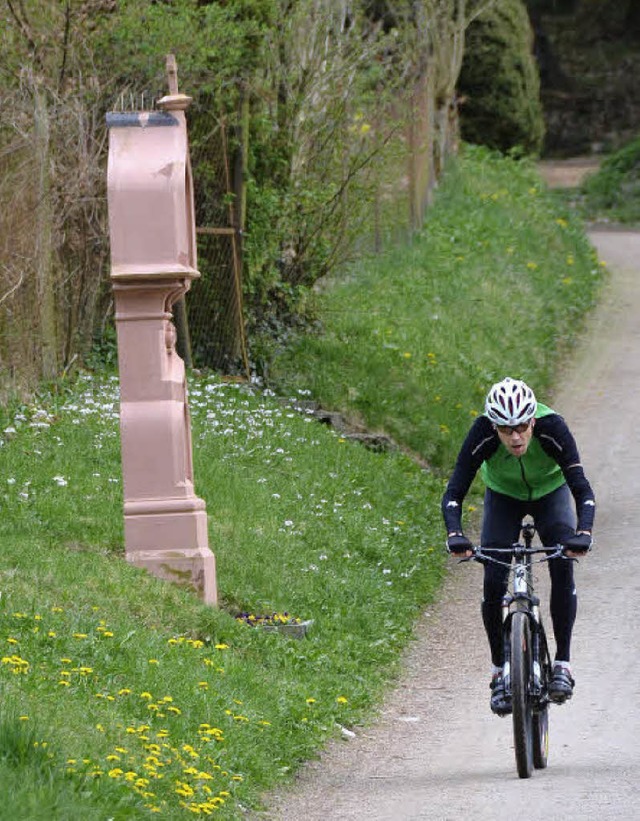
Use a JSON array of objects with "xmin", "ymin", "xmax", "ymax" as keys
[{"xmin": 33, "ymin": 84, "xmax": 58, "ymax": 380}]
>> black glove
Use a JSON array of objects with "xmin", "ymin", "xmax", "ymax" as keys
[
  {"xmin": 446, "ymin": 534, "xmax": 474, "ymax": 555},
  {"xmin": 563, "ymin": 532, "xmax": 592, "ymax": 554}
]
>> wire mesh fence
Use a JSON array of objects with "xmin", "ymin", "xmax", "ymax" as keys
[
  {"xmin": 186, "ymin": 75, "xmax": 456, "ymax": 378},
  {"xmin": 190, "ymin": 119, "xmax": 249, "ymax": 376},
  {"xmin": 0, "ymin": 65, "xmax": 458, "ymax": 397}
]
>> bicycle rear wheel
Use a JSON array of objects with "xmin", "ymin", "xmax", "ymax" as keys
[
  {"xmin": 532, "ymin": 708, "xmax": 549, "ymax": 769},
  {"xmin": 511, "ymin": 611, "xmax": 534, "ymax": 778}
]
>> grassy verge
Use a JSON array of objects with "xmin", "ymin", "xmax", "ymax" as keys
[
  {"xmin": 0, "ymin": 144, "xmax": 606, "ymax": 819},
  {"xmin": 551, "ymin": 137, "xmax": 640, "ymax": 227},
  {"xmin": 0, "ymin": 375, "xmax": 445, "ymax": 819},
  {"xmin": 271, "ymin": 144, "xmax": 606, "ymax": 472}
]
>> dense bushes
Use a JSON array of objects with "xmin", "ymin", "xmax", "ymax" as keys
[
  {"xmin": 0, "ymin": 0, "xmax": 550, "ymax": 389},
  {"xmin": 458, "ymin": 0, "xmax": 545, "ymax": 154},
  {"xmin": 579, "ymin": 137, "xmax": 640, "ymax": 223}
]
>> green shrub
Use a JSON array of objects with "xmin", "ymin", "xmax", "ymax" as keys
[
  {"xmin": 458, "ymin": 0, "xmax": 545, "ymax": 155},
  {"xmin": 579, "ymin": 137, "xmax": 640, "ymax": 223}
]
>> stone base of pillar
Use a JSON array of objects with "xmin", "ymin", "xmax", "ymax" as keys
[{"xmin": 124, "ymin": 503, "xmax": 217, "ymax": 605}]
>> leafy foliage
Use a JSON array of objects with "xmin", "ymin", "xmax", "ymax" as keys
[
  {"xmin": 578, "ymin": 137, "xmax": 640, "ymax": 224},
  {"xmin": 458, "ymin": 0, "xmax": 545, "ymax": 154}
]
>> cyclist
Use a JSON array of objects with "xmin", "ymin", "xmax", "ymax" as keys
[{"xmin": 441, "ymin": 377, "xmax": 595, "ymax": 715}]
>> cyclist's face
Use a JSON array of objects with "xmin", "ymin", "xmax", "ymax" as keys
[{"xmin": 495, "ymin": 419, "xmax": 534, "ymax": 457}]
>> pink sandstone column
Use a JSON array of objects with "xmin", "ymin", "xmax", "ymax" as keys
[{"xmin": 106, "ymin": 70, "xmax": 217, "ymax": 605}]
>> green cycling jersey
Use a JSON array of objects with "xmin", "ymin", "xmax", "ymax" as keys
[{"xmin": 480, "ymin": 403, "xmax": 565, "ymax": 501}]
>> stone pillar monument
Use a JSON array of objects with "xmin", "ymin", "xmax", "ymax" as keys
[{"xmin": 106, "ymin": 57, "xmax": 217, "ymax": 605}]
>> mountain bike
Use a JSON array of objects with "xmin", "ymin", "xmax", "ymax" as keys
[{"xmin": 463, "ymin": 521, "xmax": 572, "ymax": 778}]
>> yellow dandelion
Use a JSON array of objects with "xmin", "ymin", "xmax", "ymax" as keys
[{"xmin": 108, "ymin": 768, "xmax": 124, "ymax": 779}]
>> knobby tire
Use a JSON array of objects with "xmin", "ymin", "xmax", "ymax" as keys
[
  {"xmin": 532, "ymin": 708, "xmax": 549, "ymax": 770},
  {"xmin": 511, "ymin": 611, "xmax": 534, "ymax": 778}
]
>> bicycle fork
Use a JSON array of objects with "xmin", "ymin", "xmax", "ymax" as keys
[{"xmin": 501, "ymin": 564, "xmax": 544, "ymax": 703}]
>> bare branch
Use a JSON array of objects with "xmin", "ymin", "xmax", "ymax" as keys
[
  {"xmin": 58, "ymin": 0, "xmax": 72, "ymax": 92},
  {"xmin": 5, "ymin": 0, "xmax": 41, "ymax": 69},
  {"xmin": 0, "ymin": 268, "xmax": 25, "ymax": 307}
]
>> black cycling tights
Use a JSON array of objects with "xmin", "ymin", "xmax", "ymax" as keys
[
  {"xmin": 482, "ymin": 555, "xmax": 577, "ymax": 667},
  {"xmin": 480, "ymin": 485, "xmax": 578, "ymax": 667}
]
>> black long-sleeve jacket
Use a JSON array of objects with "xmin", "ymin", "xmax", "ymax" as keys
[{"xmin": 441, "ymin": 411, "xmax": 596, "ymax": 535}]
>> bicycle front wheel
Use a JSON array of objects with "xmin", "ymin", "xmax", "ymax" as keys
[{"xmin": 511, "ymin": 611, "xmax": 534, "ymax": 778}]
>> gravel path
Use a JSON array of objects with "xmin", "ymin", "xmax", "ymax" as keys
[{"xmin": 256, "ymin": 226, "xmax": 640, "ymax": 821}]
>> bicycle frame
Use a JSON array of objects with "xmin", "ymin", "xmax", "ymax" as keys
[{"xmin": 463, "ymin": 521, "xmax": 569, "ymax": 777}]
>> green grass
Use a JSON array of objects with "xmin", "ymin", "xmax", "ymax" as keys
[
  {"xmin": 0, "ymin": 143, "xmax": 607, "ymax": 819},
  {"xmin": 551, "ymin": 137, "xmax": 640, "ymax": 226},
  {"xmin": 271, "ymin": 144, "xmax": 606, "ymax": 471},
  {"xmin": 0, "ymin": 375, "xmax": 446, "ymax": 819}
]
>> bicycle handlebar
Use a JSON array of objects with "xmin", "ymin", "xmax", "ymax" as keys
[{"xmin": 459, "ymin": 544, "xmax": 572, "ymax": 567}]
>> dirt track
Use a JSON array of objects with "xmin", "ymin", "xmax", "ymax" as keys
[{"xmin": 256, "ymin": 201, "xmax": 640, "ymax": 819}]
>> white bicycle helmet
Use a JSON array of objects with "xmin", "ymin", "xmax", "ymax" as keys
[{"xmin": 485, "ymin": 377, "xmax": 537, "ymax": 426}]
